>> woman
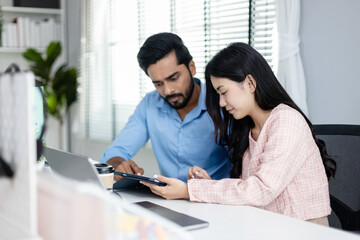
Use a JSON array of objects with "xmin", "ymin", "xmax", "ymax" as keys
[{"xmin": 141, "ymin": 43, "xmax": 336, "ymax": 225}]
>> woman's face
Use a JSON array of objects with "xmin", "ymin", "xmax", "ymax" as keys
[{"xmin": 210, "ymin": 75, "xmax": 255, "ymax": 120}]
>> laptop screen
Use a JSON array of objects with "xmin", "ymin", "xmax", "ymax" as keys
[{"xmin": 43, "ymin": 147, "xmax": 104, "ymax": 188}]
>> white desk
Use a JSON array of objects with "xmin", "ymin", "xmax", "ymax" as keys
[{"xmin": 119, "ymin": 188, "xmax": 360, "ymax": 240}]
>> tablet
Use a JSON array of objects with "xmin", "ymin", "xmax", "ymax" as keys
[
  {"xmin": 113, "ymin": 177, "xmax": 142, "ymax": 190},
  {"xmin": 114, "ymin": 171, "xmax": 167, "ymax": 186},
  {"xmin": 134, "ymin": 201, "xmax": 209, "ymax": 230}
]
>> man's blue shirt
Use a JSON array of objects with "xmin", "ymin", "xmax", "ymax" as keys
[{"xmin": 100, "ymin": 79, "xmax": 231, "ymax": 182}]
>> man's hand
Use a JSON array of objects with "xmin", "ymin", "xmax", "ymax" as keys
[
  {"xmin": 140, "ymin": 175, "xmax": 189, "ymax": 200},
  {"xmin": 107, "ymin": 157, "xmax": 144, "ymax": 181},
  {"xmin": 187, "ymin": 166, "xmax": 211, "ymax": 180}
]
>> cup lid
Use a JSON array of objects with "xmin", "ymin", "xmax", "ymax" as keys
[{"xmin": 94, "ymin": 163, "xmax": 114, "ymax": 174}]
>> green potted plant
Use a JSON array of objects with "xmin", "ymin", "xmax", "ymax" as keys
[{"xmin": 23, "ymin": 41, "xmax": 78, "ymax": 149}]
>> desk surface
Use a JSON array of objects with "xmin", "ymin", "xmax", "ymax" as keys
[{"xmin": 118, "ymin": 188, "xmax": 360, "ymax": 240}]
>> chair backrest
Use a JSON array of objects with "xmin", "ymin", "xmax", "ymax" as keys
[{"xmin": 313, "ymin": 124, "xmax": 360, "ymax": 231}]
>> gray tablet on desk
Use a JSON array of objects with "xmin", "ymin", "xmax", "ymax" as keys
[{"xmin": 134, "ymin": 201, "xmax": 209, "ymax": 230}]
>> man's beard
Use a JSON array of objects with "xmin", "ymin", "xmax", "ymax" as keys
[{"xmin": 164, "ymin": 73, "xmax": 195, "ymax": 110}]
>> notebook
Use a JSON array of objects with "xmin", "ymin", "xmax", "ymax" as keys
[
  {"xmin": 43, "ymin": 147, "xmax": 141, "ymax": 191},
  {"xmin": 43, "ymin": 147, "xmax": 105, "ymax": 188}
]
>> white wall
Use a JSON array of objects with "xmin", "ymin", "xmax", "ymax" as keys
[
  {"xmin": 300, "ymin": 0, "xmax": 360, "ymax": 124},
  {"xmin": 65, "ymin": 0, "xmax": 81, "ymax": 69},
  {"xmin": 64, "ymin": 0, "xmax": 81, "ymax": 152}
]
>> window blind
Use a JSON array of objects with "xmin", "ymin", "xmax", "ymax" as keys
[
  {"xmin": 80, "ymin": 0, "xmax": 112, "ymax": 140},
  {"xmin": 172, "ymin": 0, "xmax": 208, "ymax": 79},
  {"xmin": 80, "ymin": 0, "xmax": 277, "ymax": 141},
  {"xmin": 250, "ymin": 0, "xmax": 277, "ymax": 69}
]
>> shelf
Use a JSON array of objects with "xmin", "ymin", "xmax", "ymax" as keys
[
  {"xmin": 0, "ymin": 47, "xmax": 45, "ymax": 53},
  {"xmin": 0, "ymin": 1, "xmax": 64, "ymax": 73},
  {"xmin": 1, "ymin": 6, "xmax": 61, "ymax": 15}
]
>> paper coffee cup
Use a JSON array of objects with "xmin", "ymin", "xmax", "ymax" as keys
[{"xmin": 94, "ymin": 163, "xmax": 114, "ymax": 190}]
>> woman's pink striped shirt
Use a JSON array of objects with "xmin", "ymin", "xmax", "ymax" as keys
[{"xmin": 188, "ymin": 104, "xmax": 331, "ymax": 220}]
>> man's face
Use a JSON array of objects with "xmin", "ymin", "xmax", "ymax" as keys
[{"xmin": 147, "ymin": 51, "xmax": 196, "ymax": 110}]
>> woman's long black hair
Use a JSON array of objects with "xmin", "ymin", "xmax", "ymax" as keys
[{"xmin": 205, "ymin": 42, "xmax": 336, "ymax": 179}]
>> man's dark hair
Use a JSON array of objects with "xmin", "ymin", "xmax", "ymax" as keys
[{"xmin": 137, "ymin": 32, "xmax": 193, "ymax": 75}]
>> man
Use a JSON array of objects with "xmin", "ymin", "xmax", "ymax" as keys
[{"xmin": 100, "ymin": 32, "xmax": 231, "ymax": 182}]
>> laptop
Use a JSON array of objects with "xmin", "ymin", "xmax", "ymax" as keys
[
  {"xmin": 43, "ymin": 147, "xmax": 141, "ymax": 191},
  {"xmin": 43, "ymin": 147, "xmax": 106, "ymax": 189}
]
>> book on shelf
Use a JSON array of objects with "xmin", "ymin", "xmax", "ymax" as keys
[{"xmin": 1, "ymin": 16, "xmax": 61, "ymax": 49}]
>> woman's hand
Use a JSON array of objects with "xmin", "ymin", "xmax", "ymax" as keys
[
  {"xmin": 187, "ymin": 166, "xmax": 211, "ymax": 180},
  {"xmin": 140, "ymin": 175, "xmax": 190, "ymax": 200}
]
